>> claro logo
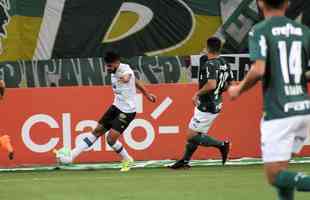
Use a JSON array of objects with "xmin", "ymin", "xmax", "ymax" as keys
[{"xmin": 21, "ymin": 95, "xmax": 180, "ymax": 153}]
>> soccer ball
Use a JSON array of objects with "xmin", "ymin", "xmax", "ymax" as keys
[{"xmin": 55, "ymin": 147, "xmax": 73, "ymax": 164}]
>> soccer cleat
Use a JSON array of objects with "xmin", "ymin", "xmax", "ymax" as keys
[
  {"xmin": 53, "ymin": 147, "xmax": 73, "ymax": 165},
  {"xmin": 120, "ymin": 157, "xmax": 134, "ymax": 172},
  {"xmin": 219, "ymin": 141, "xmax": 230, "ymax": 165},
  {"xmin": 169, "ymin": 159, "xmax": 191, "ymax": 170}
]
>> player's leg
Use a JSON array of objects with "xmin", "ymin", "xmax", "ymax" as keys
[
  {"xmin": 108, "ymin": 111, "xmax": 136, "ymax": 172},
  {"xmin": 264, "ymin": 161, "xmax": 295, "ymax": 200},
  {"xmin": 55, "ymin": 124, "xmax": 108, "ymax": 164},
  {"xmin": 169, "ymin": 129, "xmax": 199, "ymax": 169},
  {"xmin": 265, "ymin": 160, "xmax": 310, "ymax": 200},
  {"xmin": 170, "ymin": 110, "xmax": 229, "ymax": 169},
  {"xmin": 107, "ymin": 129, "xmax": 133, "ymax": 172},
  {"xmin": 188, "ymin": 131, "xmax": 230, "ymax": 165},
  {"xmin": 187, "ymin": 110, "xmax": 229, "ymax": 164},
  {"xmin": 170, "ymin": 128, "xmax": 229, "ymax": 169},
  {"xmin": 261, "ymin": 116, "xmax": 310, "ymax": 200},
  {"xmin": 70, "ymin": 124, "xmax": 108, "ymax": 161},
  {"xmin": 55, "ymin": 106, "xmax": 115, "ymax": 164}
]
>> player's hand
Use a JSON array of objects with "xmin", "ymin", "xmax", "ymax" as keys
[
  {"xmin": 192, "ymin": 93, "xmax": 199, "ymax": 106},
  {"xmin": 228, "ymin": 85, "xmax": 241, "ymax": 100},
  {"xmin": 146, "ymin": 93, "xmax": 156, "ymax": 103}
]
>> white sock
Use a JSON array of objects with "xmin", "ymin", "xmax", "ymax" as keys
[
  {"xmin": 72, "ymin": 132, "xmax": 97, "ymax": 160},
  {"xmin": 111, "ymin": 140, "xmax": 131, "ymax": 161}
]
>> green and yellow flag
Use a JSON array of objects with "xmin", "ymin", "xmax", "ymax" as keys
[
  {"xmin": 0, "ymin": 0, "xmax": 309, "ymax": 62},
  {"xmin": 0, "ymin": 0, "xmax": 222, "ymax": 61}
]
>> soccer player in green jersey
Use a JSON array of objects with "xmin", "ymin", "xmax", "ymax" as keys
[
  {"xmin": 228, "ymin": 0, "xmax": 310, "ymax": 199},
  {"xmin": 170, "ymin": 37, "xmax": 233, "ymax": 169}
]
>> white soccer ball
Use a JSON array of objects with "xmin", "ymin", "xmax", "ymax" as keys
[{"xmin": 56, "ymin": 147, "xmax": 73, "ymax": 164}]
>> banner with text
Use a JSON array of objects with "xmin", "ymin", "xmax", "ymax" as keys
[
  {"xmin": 0, "ymin": 84, "xmax": 309, "ymax": 167},
  {"xmin": 0, "ymin": 56, "xmax": 190, "ymax": 88},
  {"xmin": 0, "ymin": 54, "xmax": 251, "ymax": 88}
]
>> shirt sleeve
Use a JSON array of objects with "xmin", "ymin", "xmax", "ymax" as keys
[
  {"xmin": 120, "ymin": 65, "xmax": 134, "ymax": 76},
  {"xmin": 249, "ymin": 27, "xmax": 268, "ymax": 61}
]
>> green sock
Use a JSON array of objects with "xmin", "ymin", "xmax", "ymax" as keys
[
  {"xmin": 190, "ymin": 134, "xmax": 223, "ymax": 148},
  {"xmin": 295, "ymin": 173, "xmax": 310, "ymax": 192},
  {"xmin": 275, "ymin": 171, "xmax": 310, "ymax": 192},
  {"xmin": 182, "ymin": 141, "xmax": 198, "ymax": 161},
  {"xmin": 276, "ymin": 188, "xmax": 294, "ymax": 200}
]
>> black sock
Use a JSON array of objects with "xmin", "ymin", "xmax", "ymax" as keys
[
  {"xmin": 190, "ymin": 134, "xmax": 224, "ymax": 148},
  {"xmin": 182, "ymin": 141, "xmax": 198, "ymax": 162}
]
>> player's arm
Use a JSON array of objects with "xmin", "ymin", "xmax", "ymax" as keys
[
  {"xmin": 119, "ymin": 73, "xmax": 132, "ymax": 83},
  {"xmin": 192, "ymin": 63, "xmax": 217, "ymax": 105},
  {"xmin": 223, "ymin": 80, "xmax": 237, "ymax": 91},
  {"xmin": 306, "ymin": 30, "xmax": 310, "ymax": 81},
  {"xmin": 192, "ymin": 79, "xmax": 216, "ymax": 105},
  {"xmin": 0, "ymin": 80, "xmax": 5, "ymax": 100},
  {"xmin": 135, "ymin": 79, "xmax": 156, "ymax": 103},
  {"xmin": 229, "ymin": 60, "xmax": 265, "ymax": 100},
  {"xmin": 228, "ymin": 28, "xmax": 267, "ymax": 100},
  {"xmin": 195, "ymin": 80, "xmax": 217, "ymax": 96},
  {"xmin": 305, "ymin": 70, "xmax": 310, "ymax": 81}
]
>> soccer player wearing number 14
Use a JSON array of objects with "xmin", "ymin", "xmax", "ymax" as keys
[
  {"xmin": 170, "ymin": 37, "xmax": 233, "ymax": 169},
  {"xmin": 228, "ymin": 0, "xmax": 310, "ymax": 199}
]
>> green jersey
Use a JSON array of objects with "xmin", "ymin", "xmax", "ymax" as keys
[
  {"xmin": 197, "ymin": 57, "xmax": 234, "ymax": 114},
  {"xmin": 249, "ymin": 16, "xmax": 310, "ymax": 121}
]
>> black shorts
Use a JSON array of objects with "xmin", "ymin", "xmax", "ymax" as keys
[{"xmin": 98, "ymin": 105, "xmax": 136, "ymax": 133}]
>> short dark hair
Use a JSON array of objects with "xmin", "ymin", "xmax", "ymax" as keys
[
  {"xmin": 104, "ymin": 51, "xmax": 120, "ymax": 63},
  {"xmin": 207, "ymin": 37, "xmax": 221, "ymax": 53},
  {"xmin": 263, "ymin": 0, "xmax": 287, "ymax": 9}
]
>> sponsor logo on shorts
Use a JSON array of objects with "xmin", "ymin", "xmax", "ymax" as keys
[
  {"xmin": 119, "ymin": 113, "xmax": 127, "ymax": 119},
  {"xmin": 118, "ymin": 113, "xmax": 128, "ymax": 123},
  {"xmin": 193, "ymin": 118, "xmax": 200, "ymax": 123}
]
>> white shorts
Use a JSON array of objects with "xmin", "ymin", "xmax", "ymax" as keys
[
  {"xmin": 188, "ymin": 107, "xmax": 218, "ymax": 134},
  {"xmin": 261, "ymin": 115, "xmax": 310, "ymax": 163}
]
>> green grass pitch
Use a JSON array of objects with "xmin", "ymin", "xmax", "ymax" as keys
[{"xmin": 0, "ymin": 164, "xmax": 309, "ymax": 200}]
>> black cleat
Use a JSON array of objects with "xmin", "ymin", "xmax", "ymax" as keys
[
  {"xmin": 219, "ymin": 141, "xmax": 230, "ymax": 165},
  {"xmin": 169, "ymin": 159, "xmax": 191, "ymax": 170},
  {"xmin": 8, "ymin": 151, "xmax": 14, "ymax": 160}
]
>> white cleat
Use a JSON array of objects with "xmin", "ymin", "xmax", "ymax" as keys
[{"xmin": 53, "ymin": 147, "xmax": 73, "ymax": 165}]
